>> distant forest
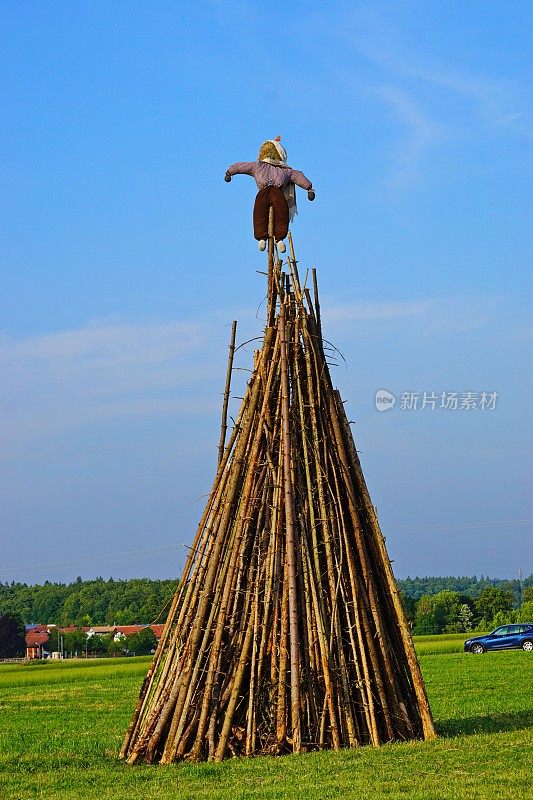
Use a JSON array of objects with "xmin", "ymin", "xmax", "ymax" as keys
[
  {"xmin": 398, "ymin": 574, "xmax": 532, "ymax": 600},
  {"xmin": 0, "ymin": 577, "xmax": 178, "ymax": 627},
  {"xmin": 1, "ymin": 574, "xmax": 531, "ymax": 629}
]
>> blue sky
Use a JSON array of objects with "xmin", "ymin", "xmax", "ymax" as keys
[{"xmin": 1, "ymin": 1, "xmax": 532, "ymax": 584}]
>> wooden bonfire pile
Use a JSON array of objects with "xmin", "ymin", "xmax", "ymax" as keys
[{"xmin": 120, "ymin": 231, "xmax": 436, "ymax": 765}]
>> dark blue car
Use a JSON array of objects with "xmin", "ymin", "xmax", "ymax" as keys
[{"xmin": 464, "ymin": 623, "xmax": 533, "ymax": 654}]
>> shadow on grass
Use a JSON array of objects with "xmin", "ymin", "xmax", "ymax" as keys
[{"xmin": 437, "ymin": 709, "xmax": 533, "ymax": 738}]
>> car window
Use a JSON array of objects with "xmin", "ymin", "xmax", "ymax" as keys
[{"xmin": 493, "ymin": 626, "xmax": 510, "ymax": 636}]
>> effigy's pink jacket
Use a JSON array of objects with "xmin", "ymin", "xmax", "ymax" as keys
[{"xmin": 227, "ymin": 161, "xmax": 312, "ymax": 191}]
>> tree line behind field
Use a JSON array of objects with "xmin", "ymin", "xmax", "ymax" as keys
[
  {"xmin": 1, "ymin": 574, "xmax": 532, "ymax": 636},
  {"xmin": 0, "ymin": 577, "xmax": 178, "ymax": 628},
  {"xmin": 403, "ymin": 586, "xmax": 533, "ymax": 634}
]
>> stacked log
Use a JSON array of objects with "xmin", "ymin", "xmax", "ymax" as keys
[{"xmin": 120, "ymin": 234, "xmax": 436, "ymax": 764}]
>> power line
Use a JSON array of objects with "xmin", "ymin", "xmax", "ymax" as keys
[
  {"xmin": 1, "ymin": 544, "xmax": 188, "ymax": 575},
  {"xmin": 387, "ymin": 519, "xmax": 533, "ymax": 534},
  {"xmin": 392, "ymin": 518, "xmax": 533, "ymax": 529},
  {"xmin": 2, "ymin": 518, "xmax": 531, "ymax": 577}
]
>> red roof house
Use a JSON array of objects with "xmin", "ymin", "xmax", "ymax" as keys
[
  {"xmin": 25, "ymin": 627, "xmax": 49, "ymax": 659},
  {"xmin": 114, "ymin": 624, "xmax": 164, "ymax": 641}
]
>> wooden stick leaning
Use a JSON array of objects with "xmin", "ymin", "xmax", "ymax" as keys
[{"xmin": 218, "ymin": 320, "xmax": 237, "ymax": 466}]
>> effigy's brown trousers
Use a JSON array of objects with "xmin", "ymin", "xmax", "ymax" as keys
[{"xmin": 253, "ymin": 186, "xmax": 289, "ymax": 241}]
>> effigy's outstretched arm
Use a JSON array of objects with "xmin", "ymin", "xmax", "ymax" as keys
[
  {"xmin": 288, "ymin": 168, "xmax": 315, "ymax": 201},
  {"xmin": 224, "ymin": 162, "xmax": 256, "ymax": 182},
  {"xmin": 289, "ymin": 168, "xmax": 312, "ymax": 190}
]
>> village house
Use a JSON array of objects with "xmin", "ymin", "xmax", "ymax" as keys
[
  {"xmin": 24, "ymin": 623, "xmax": 164, "ymax": 658},
  {"xmin": 25, "ymin": 625, "xmax": 51, "ymax": 659},
  {"xmin": 113, "ymin": 624, "xmax": 164, "ymax": 641},
  {"xmin": 85, "ymin": 625, "xmax": 116, "ymax": 638}
]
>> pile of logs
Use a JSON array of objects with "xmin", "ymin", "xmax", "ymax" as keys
[{"xmin": 120, "ymin": 232, "xmax": 436, "ymax": 765}]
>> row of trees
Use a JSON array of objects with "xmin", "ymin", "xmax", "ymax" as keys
[
  {"xmin": 402, "ymin": 586, "xmax": 533, "ymax": 635},
  {"xmin": 1, "ymin": 575, "xmax": 531, "ymax": 629},
  {"xmin": 2, "ymin": 587, "xmax": 532, "ymax": 657},
  {"xmin": 0, "ymin": 577, "xmax": 178, "ymax": 627},
  {"xmin": 397, "ymin": 575, "xmax": 530, "ymax": 600}
]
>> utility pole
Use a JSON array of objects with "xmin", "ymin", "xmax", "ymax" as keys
[{"xmin": 518, "ymin": 569, "xmax": 523, "ymax": 608}]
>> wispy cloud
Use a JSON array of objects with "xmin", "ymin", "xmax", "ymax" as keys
[
  {"xmin": 372, "ymin": 85, "xmax": 445, "ymax": 191},
  {"xmin": 0, "ymin": 319, "xmax": 204, "ymax": 365},
  {"xmin": 0, "ymin": 317, "xmax": 222, "ymax": 443},
  {"xmin": 325, "ymin": 298, "xmax": 434, "ymax": 323},
  {"xmin": 294, "ymin": 3, "xmax": 532, "ymax": 191},
  {"xmin": 323, "ymin": 295, "xmax": 502, "ymax": 333},
  {"xmin": 409, "ymin": 68, "xmax": 523, "ymax": 132},
  {"xmin": 0, "ymin": 293, "xmax": 510, "ymax": 447},
  {"xmin": 337, "ymin": 5, "xmax": 529, "ymax": 136}
]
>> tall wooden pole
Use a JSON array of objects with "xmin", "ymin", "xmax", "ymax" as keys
[
  {"xmin": 218, "ymin": 320, "xmax": 237, "ymax": 465},
  {"xmin": 279, "ymin": 300, "xmax": 301, "ymax": 752},
  {"xmin": 267, "ymin": 206, "xmax": 276, "ymax": 327}
]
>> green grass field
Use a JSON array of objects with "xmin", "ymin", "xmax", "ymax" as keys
[{"xmin": 0, "ymin": 636, "xmax": 531, "ymax": 800}]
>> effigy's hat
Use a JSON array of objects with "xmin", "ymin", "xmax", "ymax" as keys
[{"xmin": 258, "ymin": 136, "xmax": 287, "ymax": 163}]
